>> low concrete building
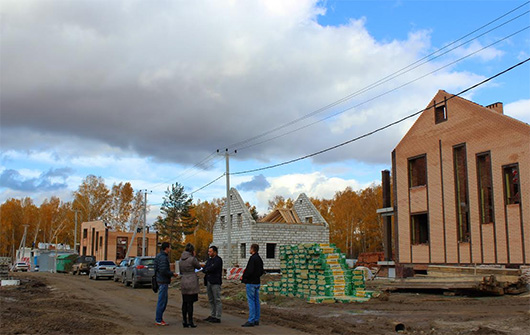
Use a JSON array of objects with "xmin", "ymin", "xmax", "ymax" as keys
[
  {"xmin": 80, "ymin": 220, "xmax": 158, "ymax": 263},
  {"xmin": 212, "ymin": 188, "xmax": 330, "ymax": 270}
]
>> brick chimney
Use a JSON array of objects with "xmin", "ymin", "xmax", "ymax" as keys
[{"xmin": 485, "ymin": 102, "xmax": 503, "ymax": 114}]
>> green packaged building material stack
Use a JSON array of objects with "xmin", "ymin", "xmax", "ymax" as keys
[{"xmin": 262, "ymin": 243, "xmax": 374, "ymax": 303}]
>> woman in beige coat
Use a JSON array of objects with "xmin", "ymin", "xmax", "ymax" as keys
[{"xmin": 179, "ymin": 243, "xmax": 201, "ymax": 328}]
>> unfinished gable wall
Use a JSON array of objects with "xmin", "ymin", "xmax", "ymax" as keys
[
  {"xmin": 212, "ymin": 188, "xmax": 254, "ymax": 267},
  {"xmin": 212, "ymin": 189, "xmax": 330, "ymax": 270}
]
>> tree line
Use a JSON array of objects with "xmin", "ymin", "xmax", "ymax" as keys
[{"xmin": 1, "ymin": 174, "xmax": 384, "ymax": 261}]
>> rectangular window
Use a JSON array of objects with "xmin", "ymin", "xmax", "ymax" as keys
[
  {"xmin": 408, "ymin": 155, "xmax": 427, "ymax": 187},
  {"xmin": 116, "ymin": 237, "xmax": 128, "ymax": 260},
  {"xmin": 503, "ymin": 164, "xmax": 520, "ymax": 205},
  {"xmin": 137, "ymin": 237, "xmax": 148, "ymax": 256},
  {"xmin": 411, "ymin": 213, "xmax": 429, "ymax": 245},
  {"xmin": 305, "ymin": 217, "xmax": 313, "ymax": 224},
  {"xmin": 240, "ymin": 243, "xmax": 246, "ymax": 258},
  {"xmin": 83, "ymin": 229, "xmax": 88, "ymax": 238},
  {"xmin": 435, "ymin": 104, "xmax": 447, "ymax": 123},
  {"xmin": 237, "ymin": 213, "xmax": 242, "ymax": 226},
  {"xmin": 99, "ymin": 236, "xmax": 103, "ymax": 247},
  {"xmin": 266, "ymin": 243, "xmax": 276, "ymax": 259},
  {"xmin": 454, "ymin": 144, "xmax": 470, "ymax": 242},
  {"xmin": 477, "ymin": 153, "xmax": 494, "ymax": 224},
  {"xmin": 95, "ymin": 232, "xmax": 99, "ymax": 251},
  {"xmin": 82, "ymin": 246, "xmax": 87, "ymax": 256}
]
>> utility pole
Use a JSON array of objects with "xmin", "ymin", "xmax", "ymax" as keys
[
  {"xmin": 225, "ymin": 149, "xmax": 232, "ymax": 268},
  {"xmin": 142, "ymin": 190, "xmax": 149, "ymax": 256},
  {"xmin": 74, "ymin": 210, "xmax": 78, "ymax": 254},
  {"xmin": 218, "ymin": 148, "xmax": 236, "ymax": 268},
  {"xmin": 18, "ymin": 225, "xmax": 29, "ymax": 261}
]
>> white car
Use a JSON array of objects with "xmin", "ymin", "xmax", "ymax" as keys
[
  {"xmin": 12, "ymin": 262, "xmax": 29, "ymax": 272},
  {"xmin": 89, "ymin": 260, "xmax": 116, "ymax": 280}
]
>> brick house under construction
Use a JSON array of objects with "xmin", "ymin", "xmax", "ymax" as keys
[
  {"xmin": 212, "ymin": 188, "xmax": 329, "ymax": 270},
  {"xmin": 80, "ymin": 220, "xmax": 158, "ymax": 263},
  {"xmin": 392, "ymin": 90, "xmax": 529, "ymax": 276}
]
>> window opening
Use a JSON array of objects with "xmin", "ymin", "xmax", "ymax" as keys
[
  {"xmin": 503, "ymin": 164, "xmax": 520, "ymax": 205},
  {"xmin": 240, "ymin": 243, "xmax": 246, "ymax": 258},
  {"xmin": 408, "ymin": 155, "xmax": 427, "ymax": 187},
  {"xmin": 116, "ymin": 237, "xmax": 128, "ymax": 260},
  {"xmin": 477, "ymin": 153, "xmax": 494, "ymax": 224},
  {"xmin": 454, "ymin": 144, "xmax": 470, "ymax": 242},
  {"xmin": 411, "ymin": 213, "xmax": 429, "ymax": 244},
  {"xmin": 266, "ymin": 243, "xmax": 276, "ymax": 259}
]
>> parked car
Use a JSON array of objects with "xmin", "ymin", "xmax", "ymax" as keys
[
  {"xmin": 113, "ymin": 257, "xmax": 134, "ymax": 282},
  {"xmin": 124, "ymin": 256, "xmax": 155, "ymax": 288},
  {"xmin": 71, "ymin": 255, "xmax": 96, "ymax": 275},
  {"xmin": 11, "ymin": 262, "xmax": 29, "ymax": 272},
  {"xmin": 89, "ymin": 260, "xmax": 117, "ymax": 280}
]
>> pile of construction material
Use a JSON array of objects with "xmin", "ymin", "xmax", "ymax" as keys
[{"xmin": 262, "ymin": 243, "xmax": 375, "ymax": 303}]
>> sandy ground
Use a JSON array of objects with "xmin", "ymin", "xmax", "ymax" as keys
[{"xmin": 1, "ymin": 272, "xmax": 529, "ymax": 334}]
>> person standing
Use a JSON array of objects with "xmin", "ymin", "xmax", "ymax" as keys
[
  {"xmin": 203, "ymin": 245, "xmax": 223, "ymax": 323},
  {"xmin": 154, "ymin": 242, "xmax": 177, "ymax": 326},
  {"xmin": 179, "ymin": 243, "xmax": 202, "ymax": 328},
  {"xmin": 241, "ymin": 243, "xmax": 264, "ymax": 327}
]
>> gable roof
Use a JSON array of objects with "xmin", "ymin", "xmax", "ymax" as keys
[
  {"xmin": 258, "ymin": 208, "xmax": 301, "ymax": 223},
  {"xmin": 394, "ymin": 90, "xmax": 530, "ymax": 151}
]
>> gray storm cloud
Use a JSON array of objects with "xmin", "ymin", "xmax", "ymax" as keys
[
  {"xmin": 0, "ymin": 168, "xmax": 73, "ymax": 192},
  {"xmin": 1, "ymin": 0, "xmax": 483, "ymax": 167}
]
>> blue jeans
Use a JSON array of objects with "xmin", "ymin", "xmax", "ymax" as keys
[
  {"xmin": 155, "ymin": 284, "xmax": 169, "ymax": 322},
  {"xmin": 246, "ymin": 284, "xmax": 260, "ymax": 323}
]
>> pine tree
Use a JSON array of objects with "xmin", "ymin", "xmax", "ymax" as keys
[{"xmin": 155, "ymin": 183, "xmax": 198, "ymax": 261}]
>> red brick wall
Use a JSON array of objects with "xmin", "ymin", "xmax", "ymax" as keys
[{"xmin": 393, "ymin": 90, "xmax": 529, "ymax": 268}]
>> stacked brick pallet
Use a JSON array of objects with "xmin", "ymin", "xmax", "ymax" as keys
[{"xmin": 262, "ymin": 243, "xmax": 374, "ymax": 303}]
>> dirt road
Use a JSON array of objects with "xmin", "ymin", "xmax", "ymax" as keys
[
  {"xmin": 1, "ymin": 272, "xmax": 303, "ymax": 335},
  {"xmin": 2, "ymin": 272, "xmax": 530, "ymax": 334}
]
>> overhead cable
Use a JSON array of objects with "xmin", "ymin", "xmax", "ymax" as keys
[
  {"xmin": 226, "ymin": 3, "xmax": 530, "ymax": 150},
  {"xmin": 235, "ymin": 25, "xmax": 530, "ymax": 152},
  {"xmin": 230, "ymin": 57, "xmax": 530, "ymax": 176}
]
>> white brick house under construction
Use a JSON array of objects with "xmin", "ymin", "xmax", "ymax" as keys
[{"xmin": 212, "ymin": 188, "xmax": 330, "ymax": 270}]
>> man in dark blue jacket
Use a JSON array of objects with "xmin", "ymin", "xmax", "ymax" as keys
[
  {"xmin": 203, "ymin": 245, "xmax": 223, "ymax": 323},
  {"xmin": 241, "ymin": 243, "xmax": 264, "ymax": 327},
  {"xmin": 154, "ymin": 242, "xmax": 177, "ymax": 326}
]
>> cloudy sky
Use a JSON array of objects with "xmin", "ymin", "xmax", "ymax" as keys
[{"xmin": 1, "ymin": 0, "xmax": 529, "ymax": 221}]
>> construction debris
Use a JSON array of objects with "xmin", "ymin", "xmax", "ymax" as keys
[
  {"xmin": 262, "ymin": 243, "xmax": 376, "ymax": 303},
  {"xmin": 374, "ymin": 265, "xmax": 527, "ymax": 296}
]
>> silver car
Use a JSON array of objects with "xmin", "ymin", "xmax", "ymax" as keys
[
  {"xmin": 114, "ymin": 257, "xmax": 134, "ymax": 282},
  {"xmin": 89, "ymin": 260, "xmax": 116, "ymax": 280}
]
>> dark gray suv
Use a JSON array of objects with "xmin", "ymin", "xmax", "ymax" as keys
[{"xmin": 123, "ymin": 256, "xmax": 155, "ymax": 288}]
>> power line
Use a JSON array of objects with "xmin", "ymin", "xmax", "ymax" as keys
[
  {"xmin": 230, "ymin": 57, "xmax": 530, "ymax": 176},
  {"xmin": 225, "ymin": 2, "xmax": 530, "ymax": 150},
  {"xmin": 190, "ymin": 173, "xmax": 226, "ymax": 195},
  {"xmin": 234, "ymin": 25, "xmax": 530, "ymax": 152},
  {"xmin": 147, "ymin": 151, "xmax": 219, "ymax": 190}
]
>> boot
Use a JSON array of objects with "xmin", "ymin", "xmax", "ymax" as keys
[
  {"xmin": 188, "ymin": 317, "xmax": 197, "ymax": 328},
  {"xmin": 182, "ymin": 322, "xmax": 189, "ymax": 328}
]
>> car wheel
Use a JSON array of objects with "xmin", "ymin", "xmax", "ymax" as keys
[
  {"xmin": 94, "ymin": 274, "xmax": 99, "ymax": 280},
  {"xmin": 121, "ymin": 274, "xmax": 126, "ymax": 284},
  {"xmin": 132, "ymin": 276, "xmax": 139, "ymax": 289},
  {"xmin": 113, "ymin": 273, "xmax": 118, "ymax": 282}
]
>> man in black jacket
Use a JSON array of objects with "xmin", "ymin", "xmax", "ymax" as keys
[
  {"xmin": 154, "ymin": 242, "xmax": 177, "ymax": 326},
  {"xmin": 203, "ymin": 245, "xmax": 223, "ymax": 323},
  {"xmin": 241, "ymin": 243, "xmax": 264, "ymax": 327}
]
